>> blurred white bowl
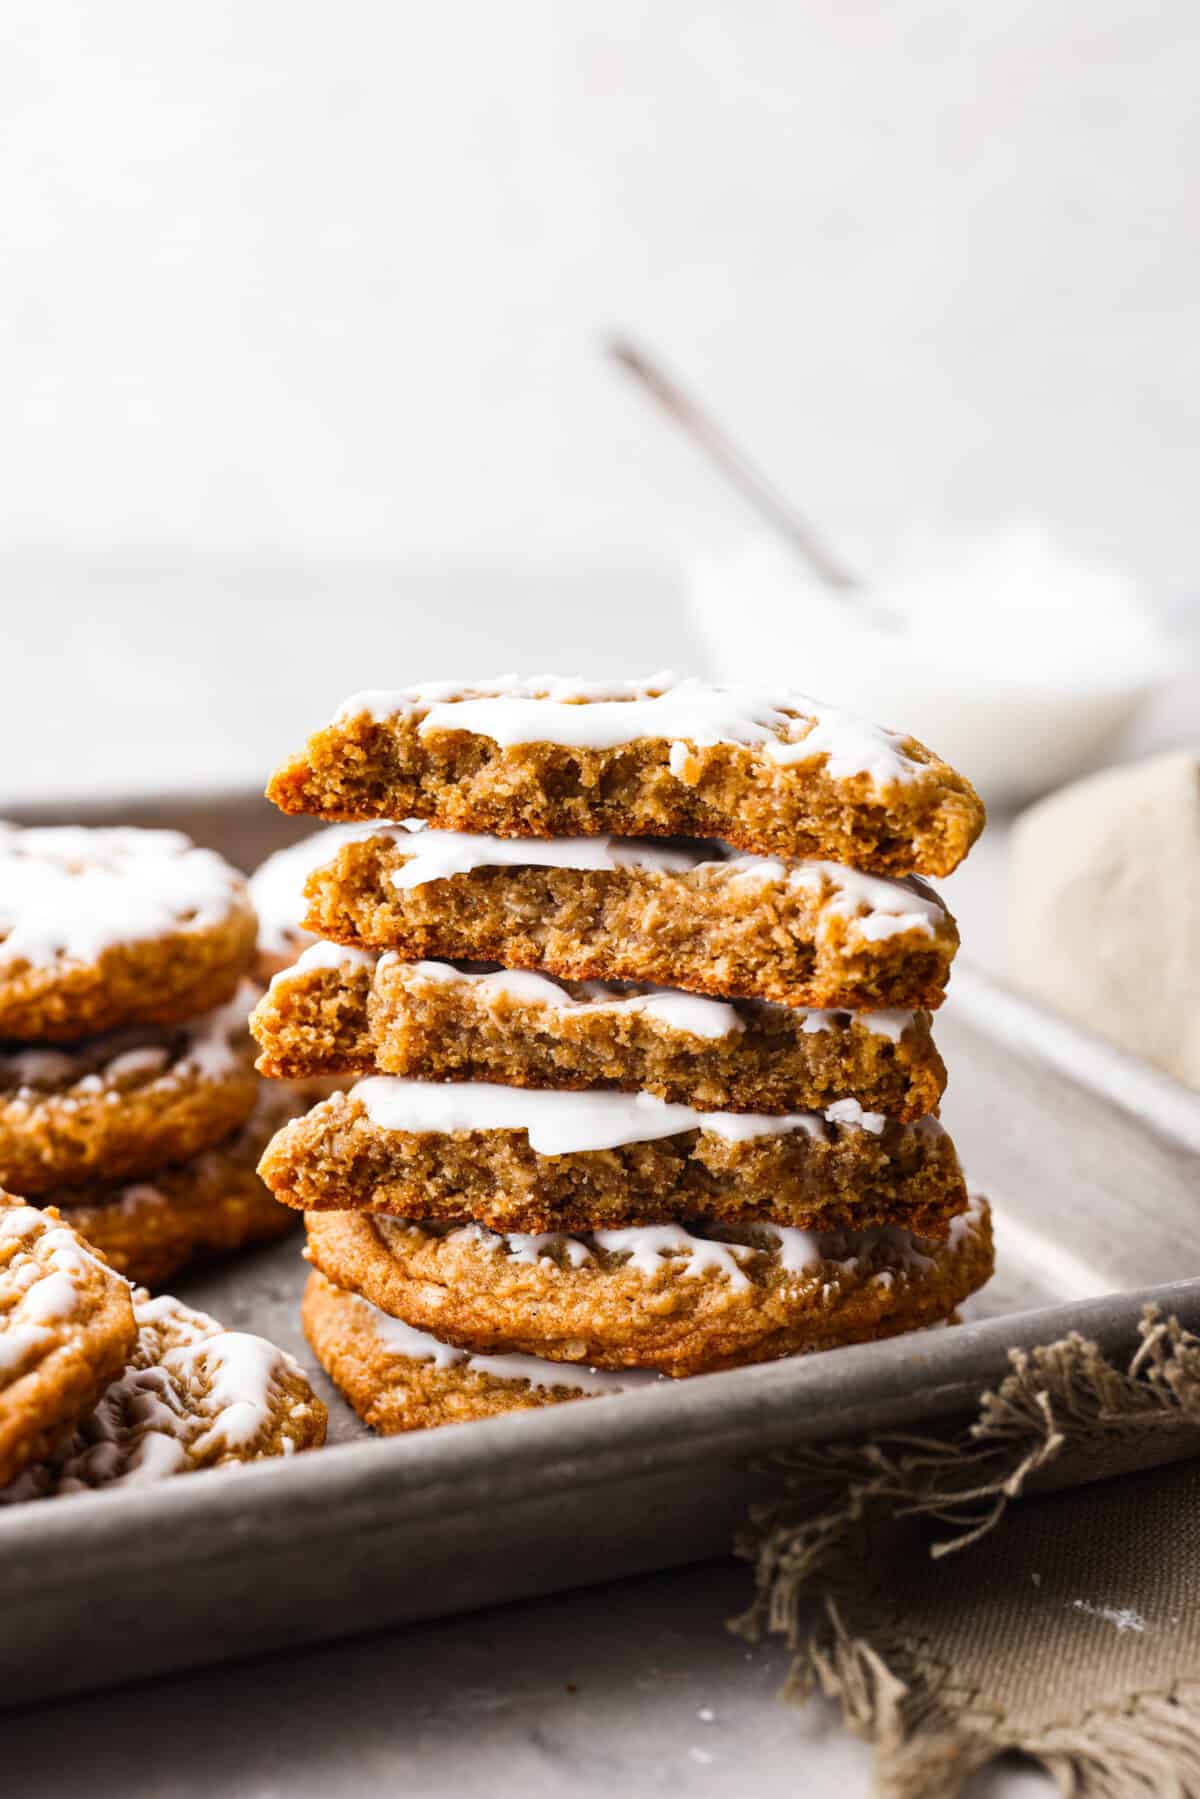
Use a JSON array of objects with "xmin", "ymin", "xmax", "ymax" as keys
[{"xmin": 688, "ymin": 525, "xmax": 1173, "ymax": 809}]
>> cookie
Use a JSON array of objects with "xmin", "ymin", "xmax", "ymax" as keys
[
  {"xmin": 266, "ymin": 674, "xmax": 984, "ymax": 876},
  {"xmin": 0, "ymin": 981, "xmax": 260, "ymax": 1195},
  {"xmin": 261, "ymin": 1078, "xmax": 967, "ymax": 1238},
  {"xmin": 48, "ymin": 1087, "xmax": 303, "ymax": 1287},
  {"xmin": 1, "ymin": 1285, "xmax": 325, "ymax": 1500},
  {"xmin": 304, "ymin": 1194, "xmax": 994, "ymax": 1378},
  {"xmin": 301, "ymin": 826, "xmax": 957, "ymax": 1011},
  {"xmin": 0, "ymin": 1195, "xmax": 137, "ymax": 1486},
  {"xmin": 250, "ymin": 823, "xmax": 389, "ymax": 979},
  {"xmin": 0, "ymin": 825, "xmax": 256, "ymax": 1040},
  {"xmin": 302, "ymin": 1269, "xmax": 659, "ymax": 1432},
  {"xmin": 252, "ymin": 948, "xmax": 946, "ymax": 1121}
]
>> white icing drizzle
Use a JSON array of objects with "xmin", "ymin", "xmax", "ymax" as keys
[
  {"xmin": 0, "ymin": 979, "xmax": 255, "ymax": 1098},
  {"xmin": 591, "ymin": 1225, "xmax": 757, "ymax": 1291},
  {"xmin": 0, "ymin": 1204, "xmax": 120, "ymax": 1386},
  {"xmin": 948, "ymin": 1192, "xmax": 987, "ymax": 1248},
  {"xmin": 288, "ymin": 939, "xmax": 378, "ymax": 975},
  {"xmin": 381, "ymin": 822, "xmax": 702, "ymax": 890},
  {"xmin": 503, "ymin": 1230, "xmax": 596, "ymax": 1269},
  {"xmin": 0, "ymin": 1289, "xmax": 313, "ymax": 1499},
  {"xmin": 361, "ymin": 1296, "xmax": 658, "ymax": 1394},
  {"xmin": 187, "ymin": 1331, "xmax": 295, "ymax": 1454},
  {"xmin": 0, "ymin": 1322, "xmax": 52, "ymax": 1375},
  {"xmin": 250, "ymin": 823, "xmax": 399, "ymax": 958},
  {"xmin": 276, "ymin": 951, "xmax": 916, "ymax": 1045},
  {"xmin": 397, "ymin": 958, "xmax": 744, "ymax": 1040},
  {"xmin": 352, "ymin": 1076, "xmax": 890, "ymax": 1153},
  {"xmin": 787, "ymin": 862, "xmax": 945, "ymax": 943},
  {"xmin": 386, "ymin": 1205, "xmax": 975, "ymax": 1291},
  {"xmin": 366, "ymin": 823, "xmax": 945, "ymax": 945},
  {"xmin": 0, "ymin": 826, "xmax": 247, "ymax": 969},
  {"xmin": 333, "ymin": 672, "xmax": 921, "ymax": 791}
]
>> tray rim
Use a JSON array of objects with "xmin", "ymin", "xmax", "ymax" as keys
[{"xmin": 6, "ymin": 1271, "xmax": 1200, "ymax": 1580}]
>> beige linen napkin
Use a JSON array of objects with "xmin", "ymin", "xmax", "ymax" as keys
[
  {"xmin": 736, "ymin": 1310, "xmax": 1200, "ymax": 1797},
  {"xmin": 1009, "ymin": 749, "xmax": 1200, "ymax": 1090}
]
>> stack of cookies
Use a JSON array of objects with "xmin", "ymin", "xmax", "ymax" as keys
[
  {"xmin": 0, "ymin": 824, "xmax": 299, "ymax": 1284},
  {"xmin": 252, "ymin": 675, "xmax": 994, "ymax": 1433}
]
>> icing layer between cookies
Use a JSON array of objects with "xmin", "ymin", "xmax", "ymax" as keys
[
  {"xmin": 251, "ymin": 824, "xmax": 400, "ymax": 957},
  {"xmin": 361, "ymin": 1296, "xmax": 661, "ymax": 1394},
  {"xmin": 384, "ymin": 957, "xmax": 916, "ymax": 1044},
  {"xmin": 353, "ymin": 1075, "xmax": 888, "ymax": 1152},
  {"xmin": 367, "ymin": 821, "xmax": 946, "ymax": 944},
  {"xmin": 334, "ymin": 672, "xmax": 921, "ymax": 789}
]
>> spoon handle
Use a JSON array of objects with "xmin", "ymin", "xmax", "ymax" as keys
[{"xmin": 607, "ymin": 335, "xmax": 862, "ymax": 596}]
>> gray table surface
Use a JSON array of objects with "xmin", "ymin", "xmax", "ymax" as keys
[{"xmin": 7, "ymin": 1560, "xmax": 1052, "ymax": 1799}]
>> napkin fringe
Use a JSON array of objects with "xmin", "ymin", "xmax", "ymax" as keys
[{"xmin": 731, "ymin": 1307, "xmax": 1200, "ymax": 1797}]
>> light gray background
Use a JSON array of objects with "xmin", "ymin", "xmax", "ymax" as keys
[{"xmin": 4, "ymin": 2, "xmax": 1200, "ymax": 581}]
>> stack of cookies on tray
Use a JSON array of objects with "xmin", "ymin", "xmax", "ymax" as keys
[
  {"xmin": 251, "ymin": 674, "xmax": 994, "ymax": 1433},
  {"xmin": 0, "ymin": 824, "xmax": 299, "ymax": 1286}
]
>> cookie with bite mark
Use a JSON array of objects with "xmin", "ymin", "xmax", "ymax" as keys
[{"xmin": 267, "ymin": 674, "xmax": 984, "ymax": 877}]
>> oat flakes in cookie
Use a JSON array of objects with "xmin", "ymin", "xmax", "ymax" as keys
[
  {"xmin": 303, "ymin": 1269, "xmax": 660, "ymax": 1433},
  {"xmin": 50, "ymin": 1085, "xmax": 307, "ymax": 1288},
  {"xmin": 0, "ymin": 825, "xmax": 256, "ymax": 1040},
  {"xmin": 249, "ymin": 823, "xmax": 391, "ymax": 979},
  {"xmin": 267, "ymin": 674, "xmax": 984, "ymax": 875},
  {"xmin": 300, "ymin": 825, "xmax": 958, "ymax": 1011},
  {"xmin": 0, "ymin": 981, "xmax": 260, "ymax": 1195},
  {"xmin": 1, "ymin": 1285, "xmax": 325, "ymax": 1500},
  {"xmin": 0, "ymin": 1194, "xmax": 136, "ymax": 1485},
  {"xmin": 261, "ymin": 1077, "xmax": 968, "ymax": 1239},
  {"xmin": 304, "ymin": 1195, "xmax": 994, "ymax": 1380},
  {"xmin": 252, "ymin": 947, "xmax": 947, "ymax": 1120}
]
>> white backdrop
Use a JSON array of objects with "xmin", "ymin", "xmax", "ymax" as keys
[{"xmin": 3, "ymin": 1, "xmax": 1200, "ymax": 582}]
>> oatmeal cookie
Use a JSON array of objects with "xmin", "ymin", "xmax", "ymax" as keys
[
  {"xmin": 0, "ymin": 825, "xmax": 256, "ymax": 1040},
  {"xmin": 250, "ymin": 823, "xmax": 391, "ymax": 979},
  {"xmin": 267, "ymin": 674, "xmax": 983, "ymax": 876},
  {"xmin": 1, "ymin": 1285, "xmax": 325, "ymax": 1500},
  {"xmin": 304, "ymin": 1194, "xmax": 994, "ymax": 1378},
  {"xmin": 49, "ymin": 1086, "xmax": 305, "ymax": 1286},
  {"xmin": 252, "ymin": 948, "xmax": 946, "ymax": 1120},
  {"xmin": 261, "ymin": 1078, "xmax": 967, "ymax": 1238},
  {"xmin": 0, "ymin": 1195, "xmax": 137, "ymax": 1485},
  {"xmin": 301, "ymin": 826, "xmax": 957, "ymax": 1011},
  {"xmin": 302, "ymin": 1270, "xmax": 658, "ymax": 1432},
  {"xmin": 0, "ymin": 982, "xmax": 260, "ymax": 1195}
]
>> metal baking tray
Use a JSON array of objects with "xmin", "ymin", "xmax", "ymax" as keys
[{"xmin": 3, "ymin": 789, "xmax": 1200, "ymax": 1707}]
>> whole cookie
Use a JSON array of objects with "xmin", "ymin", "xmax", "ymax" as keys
[
  {"xmin": 0, "ymin": 825, "xmax": 256, "ymax": 1040},
  {"xmin": 49, "ymin": 1086, "xmax": 306, "ymax": 1287},
  {"xmin": 2, "ymin": 1284, "xmax": 325, "ymax": 1500},
  {"xmin": 0, "ymin": 981, "xmax": 260, "ymax": 1195},
  {"xmin": 304, "ymin": 1195, "xmax": 993, "ymax": 1378},
  {"xmin": 303, "ymin": 1270, "xmax": 658, "ymax": 1433},
  {"xmin": 0, "ymin": 1195, "xmax": 137, "ymax": 1486}
]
